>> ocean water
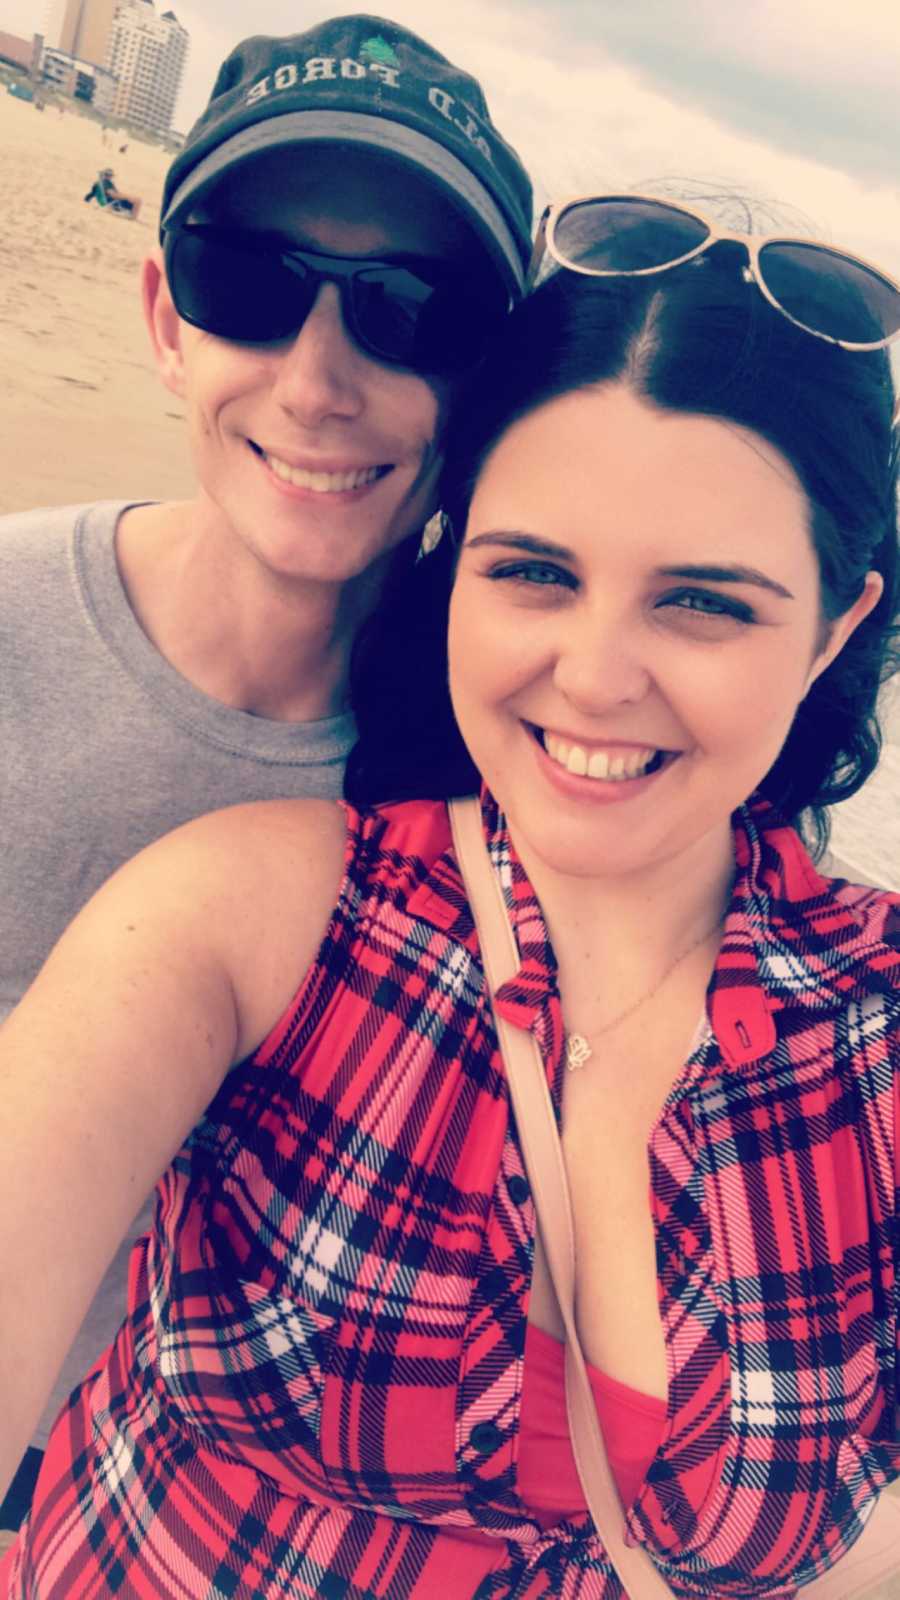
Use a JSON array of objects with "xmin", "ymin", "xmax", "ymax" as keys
[{"xmin": 823, "ymin": 685, "xmax": 899, "ymax": 890}]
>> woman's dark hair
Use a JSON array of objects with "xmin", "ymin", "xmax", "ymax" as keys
[{"xmin": 346, "ymin": 255, "xmax": 899, "ymax": 852}]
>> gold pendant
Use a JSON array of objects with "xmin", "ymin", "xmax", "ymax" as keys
[{"xmin": 565, "ymin": 1032, "xmax": 592, "ymax": 1072}]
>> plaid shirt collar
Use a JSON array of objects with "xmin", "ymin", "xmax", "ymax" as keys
[{"xmin": 422, "ymin": 787, "xmax": 900, "ymax": 1081}]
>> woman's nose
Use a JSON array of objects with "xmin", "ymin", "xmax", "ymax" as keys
[
  {"xmin": 552, "ymin": 611, "xmax": 652, "ymax": 712},
  {"xmin": 268, "ymin": 283, "xmax": 366, "ymax": 424}
]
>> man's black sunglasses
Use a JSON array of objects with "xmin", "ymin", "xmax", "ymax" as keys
[{"xmin": 162, "ymin": 225, "xmax": 510, "ymax": 375}]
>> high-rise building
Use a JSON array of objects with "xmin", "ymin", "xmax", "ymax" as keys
[
  {"xmin": 43, "ymin": 0, "xmax": 120, "ymax": 66},
  {"xmin": 106, "ymin": 0, "xmax": 188, "ymax": 136},
  {"xmin": 41, "ymin": 44, "xmax": 117, "ymax": 114},
  {"xmin": 42, "ymin": 0, "xmax": 68, "ymax": 49}
]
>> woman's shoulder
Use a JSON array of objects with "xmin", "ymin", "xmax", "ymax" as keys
[
  {"xmin": 238, "ymin": 796, "xmax": 462, "ymax": 1068},
  {"xmin": 744, "ymin": 804, "xmax": 899, "ymax": 1010},
  {"xmin": 193, "ymin": 792, "xmax": 458, "ymax": 953},
  {"xmin": 749, "ymin": 803, "xmax": 897, "ymax": 924},
  {"xmin": 344, "ymin": 794, "xmax": 454, "ymax": 862},
  {"xmin": 157, "ymin": 793, "xmax": 456, "ymax": 957},
  {"xmin": 796, "ymin": 868, "xmax": 899, "ymax": 1055},
  {"xmin": 792, "ymin": 853, "xmax": 898, "ymax": 977},
  {"xmin": 826, "ymin": 873, "xmax": 900, "ymax": 947},
  {"xmin": 204, "ymin": 794, "xmax": 450, "ymax": 849},
  {"xmin": 157, "ymin": 795, "xmax": 349, "ymax": 889}
]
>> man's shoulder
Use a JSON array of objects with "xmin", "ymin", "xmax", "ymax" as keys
[
  {"xmin": 0, "ymin": 501, "xmax": 124, "ymax": 565},
  {"xmin": 0, "ymin": 502, "xmax": 133, "ymax": 650},
  {"xmin": 0, "ymin": 501, "xmax": 95, "ymax": 536},
  {"xmin": 0, "ymin": 504, "xmax": 96, "ymax": 625}
]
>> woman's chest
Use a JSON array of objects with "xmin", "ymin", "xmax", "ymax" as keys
[
  {"xmin": 554, "ymin": 1008, "xmax": 703, "ymax": 1399},
  {"xmin": 144, "ymin": 981, "xmax": 894, "ymax": 1578}
]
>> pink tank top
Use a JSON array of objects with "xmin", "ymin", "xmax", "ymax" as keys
[{"xmin": 518, "ymin": 1323, "xmax": 668, "ymax": 1528}]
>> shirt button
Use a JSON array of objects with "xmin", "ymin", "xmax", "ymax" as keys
[
  {"xmin": 470, "ymin": 1421, "xmax": 503, "ymax": 1454},
  {"xmin": 508, "ymin": 1175, "xmax": 530, "ymax": 1205}
]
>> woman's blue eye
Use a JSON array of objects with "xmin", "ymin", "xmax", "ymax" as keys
[
  {"xmin": 662, "ymin": 589, "xmax": 754, "ymax": 622},
  {"xmin": 489, "ymin": 561, "xmax": 575, "ymax": 588}
]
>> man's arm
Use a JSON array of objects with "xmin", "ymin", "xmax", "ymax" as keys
[{"xmin": 0, "ymin": 797, "xmax": 345, "ymax": 1497}]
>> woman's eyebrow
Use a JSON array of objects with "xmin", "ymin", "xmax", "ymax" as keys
[
  {"xmin": 464, "ymin": 531, "xmax": 576, "ymax": 559},
  {"xmin": 462, "ymin": 541, "xmax": 795, "ymax": 598},
  {"xmin": 658, "ymin": 563, "xmax": 795, "ymax": 599}
]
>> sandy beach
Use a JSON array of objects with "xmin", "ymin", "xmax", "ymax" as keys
[
  {"xmin": 0, "ymin": 88, "xmax": 896, "ymax": 887},
  {"xmin": 0, "ymin": 90, "xmax": 192, "ymax": 509}
]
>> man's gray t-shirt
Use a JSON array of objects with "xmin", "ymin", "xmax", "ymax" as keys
[{"xmin": 1, "ymin": 501, "xmax": 355, "ymax": 1445}]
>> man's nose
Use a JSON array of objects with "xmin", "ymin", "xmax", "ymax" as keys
[{"xmin": 268, "ymin": 283, "xmax": 366, "ymax": 424}]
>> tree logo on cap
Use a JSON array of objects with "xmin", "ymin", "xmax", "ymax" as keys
[{"xmin": 360, "ymin": 36, "xmax": 400, "ymax": 68}]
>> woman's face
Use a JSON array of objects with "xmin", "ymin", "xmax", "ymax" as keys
[{"xmin": 448, "ymin": 382, "xmax": 880, "ymax": 883}]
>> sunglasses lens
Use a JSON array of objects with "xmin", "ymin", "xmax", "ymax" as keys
[
  {"xmin": 350, "ymin": 265, "xmax": 437, "ymax": 365},
  {"xmin": 352, "ymin": 266, "xmax": 507, "ymax": 372},
  {"xmin": 165, "ymin": 230, "xmax": 314, "ymax": 342},
  {"xmin": 412, "ymin": 280, "xmax": 509, "ymax": 373},
  {"xmin": 553, "ymin": 198, "xmax": 710, "ymax": 272},
  {"xmin": 759, "ymin": 242, "xmax": 900, "ymax": 347}
]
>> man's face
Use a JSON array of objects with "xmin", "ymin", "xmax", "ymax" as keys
[{"xmin": 150, "ymin": 147, "xmax": 491, "ymax": 590}]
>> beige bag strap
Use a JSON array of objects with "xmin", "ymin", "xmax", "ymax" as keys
[
  {"xmin": 449, "ymin": 795, "xmax": 900, "ymax": 1600},
  {"xmin": 449, "ymin": 797, "xmax": 673, "ymax": 1598}
]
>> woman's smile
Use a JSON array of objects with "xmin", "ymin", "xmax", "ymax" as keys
[
  {"xmin": 537, "ymin": 729, "xmax": 670, "ymax": 781},
  {"xmin": 526, "ymin": 723, "xmax": 678, "ymax": 805}
]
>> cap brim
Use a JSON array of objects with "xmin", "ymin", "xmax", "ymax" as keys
[{"xmin": 161, "ymin": 109, "xmax": 525, "ymax": 293}]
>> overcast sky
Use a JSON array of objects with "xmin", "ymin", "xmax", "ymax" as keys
[{"xmin": 8, "ymin": 0, "xmax": 900, "ymax": 275}]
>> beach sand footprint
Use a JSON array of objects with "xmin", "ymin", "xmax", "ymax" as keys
[{"xmin": 52, "ymin": 375, "xmax": 100, "ymax": 390}]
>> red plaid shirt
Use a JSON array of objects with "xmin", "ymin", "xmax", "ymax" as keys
[{"xmin": 5, "ymin": 793, "xmax": 899, "ymax": 1599}]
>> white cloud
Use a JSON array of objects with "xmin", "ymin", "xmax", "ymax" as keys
[
  {"xmin": 682, "ymin": 0, "xmax": 900, "ymax": 92},
  {"xmin": 161, "ymin": 0, "xmax": 900, "ymax": 279},
  {"xmin": 7, "ymin": 0, "xmax": 898, "ymax": 280},
  {"xmin": 488, "ymin": 42, "xmax": 900, "ymax": 276}
]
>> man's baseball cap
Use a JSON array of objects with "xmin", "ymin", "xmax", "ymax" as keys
[{"xmin": 161, "ymin": 15, "xmax": 533, "ymax": 295}]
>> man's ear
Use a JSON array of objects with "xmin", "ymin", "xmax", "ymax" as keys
[
  {"xmin": 142, "ymin": 249, "xmax": 186, "ymax": 399},
  {"xmin": 804, "ymin": 571, "xmax": 884, "ymax": 693}
]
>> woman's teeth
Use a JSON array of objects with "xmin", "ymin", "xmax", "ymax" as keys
[
  {"xmin": 543, "ymin": 733, "xmax": 662, "ymax": 781},
  {"xmin": 264, "ymin": 454, "xmax": 385, "ymax": 493}
]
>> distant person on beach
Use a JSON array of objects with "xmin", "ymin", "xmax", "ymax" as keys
[
  {"xmin": 0, "ymin": 12, "xmax": 529, "ymax": 1538},
  {"xmin": 82, "ymin": 165, "xmax": 141, "ymax": 218},
  {"xmin": 1, "ymin": 197, "xmax": 899, "ymax": 1599}
]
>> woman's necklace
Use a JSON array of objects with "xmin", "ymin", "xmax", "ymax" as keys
[{"xmin": 564, "ymin": 919, "xmax": 723, "ymax": 1072}]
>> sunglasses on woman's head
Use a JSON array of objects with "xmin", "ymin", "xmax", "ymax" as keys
[
  {"xmin": 527, "ymin": 196, "xmax": 900, "ymax": 351},
  {"xmin": 162, "ymin": 224, "xmax": 510, "ymax": 375}
]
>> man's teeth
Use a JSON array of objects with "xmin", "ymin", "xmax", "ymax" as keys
[
  {"xmin": 543, "ymin": 734, "xmax": 661, "ymax": 781},
  {"xmin": 264, "ymin": 454, "xmax": 383, "ymax": 492}
]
